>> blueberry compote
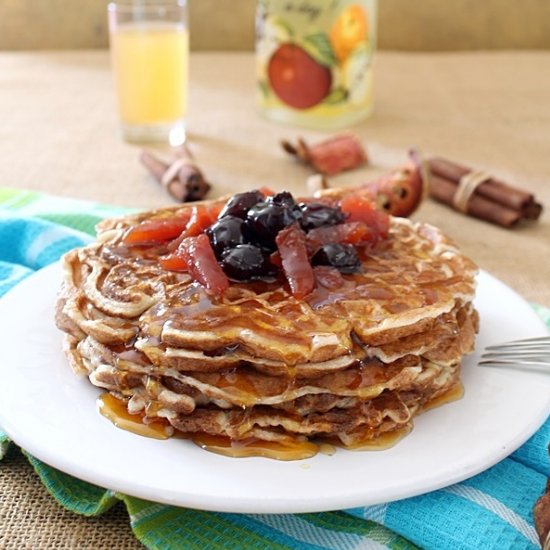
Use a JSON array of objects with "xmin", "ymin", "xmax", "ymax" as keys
[{"xmin": 208, "ymin": 189, "xmax": 364, "ymax": 283}]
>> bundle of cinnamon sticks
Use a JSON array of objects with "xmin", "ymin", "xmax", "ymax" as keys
[
  {"xmin": 427, "ymin": 157, "xmax": 543, "ymax": 228},
  {"xmin": 140, "ymin": 147, "xmax": 211, "ymax": 202}
]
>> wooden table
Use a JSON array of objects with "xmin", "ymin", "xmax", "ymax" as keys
[{"xmin": 0, "ymin": 50, "xmax": 549, "ymax": 548}]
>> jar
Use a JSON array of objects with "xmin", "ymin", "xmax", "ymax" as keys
[{"xmin": 255, "ymin": 0, "xmax": 377, "ymax": 130}]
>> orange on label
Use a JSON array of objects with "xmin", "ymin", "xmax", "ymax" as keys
[{"xmin": 330, "ymin": 4, "xmax": 368, "ymax": 61}]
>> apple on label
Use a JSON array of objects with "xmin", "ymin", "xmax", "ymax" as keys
[{"xmin": 268, "ymin": 44, "xmax": 332, "ymax": 110}]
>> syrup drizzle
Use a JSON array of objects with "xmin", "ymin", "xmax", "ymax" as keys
[
  {"xmin": 96, "ymin": 384, "xmax": 464, "ymax": 461},
  {"xmin": 344, "ymin": 425, "xmax": 412, "ymax": 451},
  {"xmin": 98, "ymin": 393, "xmax": 173, "ymax": 440},
  {"xmin": 190, "ymin": 433, "xmax": 320, "ymax": 461},
  {"xmin": 421, "ymin": 382, "xmax": 464, "ymax": 413}
]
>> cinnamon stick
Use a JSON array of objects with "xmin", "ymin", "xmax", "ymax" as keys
[
  {"xmin": 428, "ymin": 157, "xmax": 542, "ymax": 221},
  {"xmin": 534, "ymin": 482, "xmax": 550, "ymax": 548},
  {"xmin": 428, "ymin": 174, "xmax": 522, "ymax": 227},
  {"xmin": 534, "ymin": 445, "xmax": 550, "ymax": 548},
  {"xmin": 140, "ymin": 151, "xmax": 166, "ymax": 182},
  {"xmin": 140, "ymin": 149, "xmax": 211, "ymax": 202}
]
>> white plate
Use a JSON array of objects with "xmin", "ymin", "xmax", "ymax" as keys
[{"xmin": 0, "ymin": 263, "xmax": 549, "ymax": 514}]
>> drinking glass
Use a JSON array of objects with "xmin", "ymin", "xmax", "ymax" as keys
[{"xmin": 108, "ymin": 0, "xmax": 189, "ymax": 145}]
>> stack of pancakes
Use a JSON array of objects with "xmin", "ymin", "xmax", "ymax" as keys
[{"xmin": 56, "ymin": 204, "xmax": 478, "ymax": 455}]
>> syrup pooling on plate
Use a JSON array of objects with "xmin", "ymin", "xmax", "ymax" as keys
[
  {"xmin": 191, "ymin": 433, "xmax": 320, "ymax": 461},
  {"xmin": 57, "ymin": 188, "xmax": 478, "ymax": 459},
  {"xmin": 420, "ymin": 382, "xmax": 465, "ymax": 413},
  {"xmin": 97, "ymin": 391, "xmax": 418, "ymax": 459},
  {"xmin": 341, "ymin": 425, "xmax": 412, "ymax": 451},
  {"xmin": 98, "ymin": 393, "xmax": 173, "ymax": 440},
  {"xmin": 97, "ymin": 384, "xmax": 463, "ymax": 458}
]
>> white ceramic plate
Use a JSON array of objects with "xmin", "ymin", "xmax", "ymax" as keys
[{"xmin": 0, "ymin": 263, "xmax": 549, "ymax": 514}]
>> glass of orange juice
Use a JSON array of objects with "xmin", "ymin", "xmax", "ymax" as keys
[{"xmin": 108, "ymin": 0, "xmax": 189, "ymax": 145}]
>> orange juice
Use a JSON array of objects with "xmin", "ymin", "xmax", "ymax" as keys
[{"xmin": 111, "ymin": 23, "xmax": 188, "ymax": 126}]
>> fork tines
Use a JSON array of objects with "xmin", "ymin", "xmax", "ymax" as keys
[
  {"xmin": 479, "ymin": 335, "xmax": 550, "ymax": 370},
  {"xmin": 484, "ymin": 335, "xmax": 550, "ymax": 351}
]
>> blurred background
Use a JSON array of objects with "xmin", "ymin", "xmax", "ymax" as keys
[{"xmin": 3, "ymin": 0, "xmax": 550, "ymax": 51}]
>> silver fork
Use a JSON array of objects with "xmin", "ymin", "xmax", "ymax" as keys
[{"xmin": 479, "ymin": 335, "xmax": 550, "ymax": 371}]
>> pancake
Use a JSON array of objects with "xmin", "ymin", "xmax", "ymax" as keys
[{"xmin": 56, "ymin": 197, "xmax": 478, "ymax": 459}]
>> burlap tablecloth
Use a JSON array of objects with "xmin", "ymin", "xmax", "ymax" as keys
[{"xmin": 0, "ymin": 50, "xmax": 548, "ymax": 548}]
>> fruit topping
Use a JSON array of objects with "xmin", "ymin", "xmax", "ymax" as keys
[
  {"xmin": 313, "ymin": 266, "xmax": 345, "ymax": 290},
  {"xmin": 271, "ymin": 191, "xmax": 303, "ymax": 220},
  {"xmin": 221, "ymin": 244, "xmax": 273, "ymax": 281},
  {"xmin": 269, "ymin": 250, "xmax": 282, "ymax": 268},
  {"xmin": 276, "ymin": 223, "xmax": 315, "ymax": 299},
  {"xmin": 307, "ymin": 221, "xmax": 370, "ymax": 250},
  {"xmin": 123, "ymin": 215, "xmax": 191, "ymax": 246},
  {"xmin": 158, "ymin": 252, "xmax": 188, "ymax": 272},
  {"xmin": 271, "ymin": 190, "xmax": 298, "ymax": 210},
  {"xmin": 299, "ymin": 202, "xmax": 345, "ymax": 231},
  {"xmin": 184, "ymin": 204, "xmax": 223, "ymax": 238},
  {"xmin": 259, "ymin": 186, "xmax": 276, "ymax": 197},
  {"xmin": 361, "ymin": 152, "xmax": 424, "ymax": 217},
  {"xmin": 218, "ymin": 190, "xmax": 265, "ymax": 220},
  {"xmin": 207, "ymin": 216, "xmax": 246, "ymax": 257},
  {"xmin": 340, "ymin": 195, "xmax": 390, "ymax": 241},
  {"xmin": 165, "ymin": 234, "xmax": 229, "ymax": 296},
  {"xmin": 311, "ymin": 243, "xmax": 360, "ymax": 273},
  {"xmin": 245, "ymin": 200, "xmax": 298, "ymax": 250},
  {"xmin": 150, "ymin": 189, "xmax": 390, "ymax": 298}
]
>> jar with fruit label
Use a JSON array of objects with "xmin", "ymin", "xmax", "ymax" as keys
[{"xmin": 256, "ymin": 0, "xmax": 377, "ymax": 129}]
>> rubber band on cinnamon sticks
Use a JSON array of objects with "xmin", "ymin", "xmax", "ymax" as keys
[
  {"xmin": 140, "ymin": 147, "xmax": 211, "ymax": 202},
  {"xmin": 427, "ymin": 157, "xmax": 543, "ymax": 228}
]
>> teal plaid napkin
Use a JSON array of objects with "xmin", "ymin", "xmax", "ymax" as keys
[{"xmin": 0, "ymin": 187, "xmax": 548, "ymax": 550}]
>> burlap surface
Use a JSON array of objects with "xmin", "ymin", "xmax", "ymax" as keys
[
  {"xmin": 0, "ymin": 447, "xmax": 142, "ymax": 549},
  {"xmin": 0, "ymin": 50, "xmax": 548, "ymax": 548}
]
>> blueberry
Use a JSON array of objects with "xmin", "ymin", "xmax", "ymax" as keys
[
  {"xmin": 299, "ymin": 202, "xmax": 345, "ymax": 231},
  {"xmin": 311, "ymin": 243, "xmax": 360, "ymax": 273},
  {"xmin": 270, "ymin": 191, "xmax": 295, "ymax": 208},
  {"xmin": 269, "ymin": 191, "xmax": 302, "ymax": 222},
  {"xmin": 219, "ymin": 190, "xmax": 265, "ymax": 220},
  {"xmin": 206, "ymin": 216, "xmax": 245, "ymax": 257},
  {"xmin": 221, "ymin": 244, "xmax": 272, "ymax": 280},
  {"xmin": 245, "ymin": 202, "xmax": 296, "ymax": 250}
]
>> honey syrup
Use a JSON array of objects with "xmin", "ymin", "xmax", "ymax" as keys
[
  {"xmin": 98, "ymin": 393, "xmax": 173, "ymax": 440},
  {"xmin": 190, "ymin": 433, "xmax": 319, "ymax": 461},
  {"xmin": 97, "ymin": 383, "xmax": 464, "ymax": 459},
  {"xmin": 421, "ymin": 382, "xmax": 464, "ymax": 413}
]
